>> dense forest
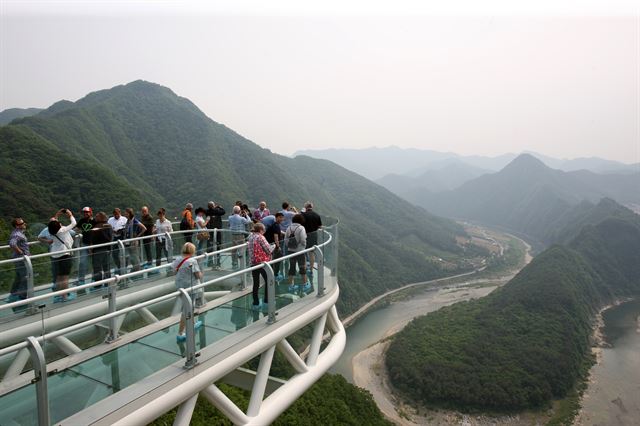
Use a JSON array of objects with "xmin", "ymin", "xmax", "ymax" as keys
[
  {"xmin": 0, "ymin": 80, "xmax": 473, "ymax": 316},
  {"xmin": 386, "ymin": 209, "xmax": 640, "ymax": 412}
]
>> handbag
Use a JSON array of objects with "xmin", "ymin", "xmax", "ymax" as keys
[{"xmin": 196, "ymin": 231, "xmax": 210, "ymax": 241}]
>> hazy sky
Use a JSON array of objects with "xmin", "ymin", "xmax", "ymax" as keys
[{"xmin": 1, "ymin": 1, "xmax": 638, "ymax": 163}]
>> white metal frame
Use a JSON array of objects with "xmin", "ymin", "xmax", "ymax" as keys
[{"xmin": 0, "ymin": 224, "xmax": 342, "ymax": 426}]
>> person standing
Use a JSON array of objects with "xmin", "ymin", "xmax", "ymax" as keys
[
  {"xmin": 228, "ymin": 205, "xmax": 251, "ymax": 269},
  {"xmin": 284, "ymin": 214, "xmax": 308, "ymax": 289},
  {"xmin": 253, "ymin": 201, "xmax": 270, "ymax": 223},
  {"xmin": 194, "ymin": 207, "xmax": 210, "ymax": 257},
  {"xmin": 301, "ymin": 201, "xmax": 322, "ymax": 278},
  {"xmin": 38, "ymin": 221, "xmax": 59, "ymax": 290},
  {"xmin": 7, "ymin": 217, "xmax": 30, "ymax": 303},
  {"xmin": 123, "ymin": 208, "xmax": 146, "ymax": 273},
  {"xmin": 180, "ymin": 203, "xmax": 195, "ymax": 244},
  {"xmin": 90, "ymin": 212, "xmax": 113, "ymax": 286},
  {"xmin": 172, "ymin": 242, "xmax": 203, "ymax": 342},
  {"xmin": 75, "ymin": 206, "xmax": 95, "ymax": 286},
  {"xmin": 140, "ymin": 206, "xmax": 155, "ymax": 268},
  {"xmin": 154, "ymin": 208, "xmax": 173, "ymax": 267},
  {"xmin": 205, "ymin": 201, "xmax": 226, "ymax": 268},
  {"xmin": 108, "ymin": 208, "xmax": 127, "ymax": 275},
  {"xmin": 247, "ymin": 223, "xmax": 274, "ymax": 310},
  {"xmin": 49, "ymin": 209, "xmax": 77, "ymax": 302},
  {"xmin": 264, "ymin": 213, "xmax": 285, "ymax": 280}
]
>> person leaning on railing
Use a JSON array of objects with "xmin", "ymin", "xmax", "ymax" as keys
[{"xmin": 7, "ymin": 217, "xmax": 30, "ymax": 303}]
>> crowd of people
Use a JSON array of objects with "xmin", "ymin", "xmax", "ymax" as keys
[{"xmin": 7, "ymin": 200, "xmax": 323, "ymax": 316}]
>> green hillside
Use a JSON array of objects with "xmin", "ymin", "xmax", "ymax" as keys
[
  {"xmin": 0, "ymin": 80, "xmax": 468, "ymax": 315},
  {"xmin": 386, "ymin": 208, "xmax": 640, "ymax": 413}
]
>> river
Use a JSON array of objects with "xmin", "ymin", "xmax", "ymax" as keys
[{"xmin": 576, "ymin": 299, "xmax": 640, "ymax": 426}]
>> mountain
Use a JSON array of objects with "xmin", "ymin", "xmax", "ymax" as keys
[
  {"xmin": 296, "ymin": 147, "xmax": 637, "ymax": 181},
  {"xmin": 376, "ymin": 160, "xmax": 490, "ymax": 199},
  {"xmin": 387, "ymin": 207, "xmax": 640, "ymax": 414},
  {"xmin": 0, "ymin": 107, "xmax": 43, "ymax": 125},
  {"xmin": 0, "ymin": 80, "xmax": 469, "ymax": 316},
  {"xmin": 419, "ymin": 154, "xmax": 640, "ymax": 243},
  {"xmin": 293, "ymin": 147, "xmax": 459, "ymax": 180}
]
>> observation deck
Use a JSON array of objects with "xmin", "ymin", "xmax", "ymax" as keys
[{"xmin": 0, "ymin": 221, "xmax": 343, "ymax": 425}]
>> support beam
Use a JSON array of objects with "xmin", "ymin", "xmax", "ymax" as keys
[
  {"xmin": 276, "ymin": 339, "xmax": 308, "ymax": 374},
  {"xmin": 247, "ymin": 346, "xmax": 275, "ymax": 417},
  {"xmin": 2, "ymin": 348, "xmax": 30, "ymax": 380},
  {"xmin": 201, "ymin": 384, "xmax": 250, "ymax": 425},
  {"xmin": 306, "ymin": 313, "xmax": 327, "ymax": 367},
  {"xmin": 137, "ymin": 307, "xmax": 159, "ymax": 324},
  {"xmin": 52, "ymin": 336, "xmax": 82, "ymax": 355},
  {"xmin": 172, "ymin": 394, "xmax": 198, "ymax": 426}
]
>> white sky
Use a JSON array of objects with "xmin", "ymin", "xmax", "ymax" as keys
[{"xmin": 1, "ymin": 1, "xmax": 639, "ymax": 163}]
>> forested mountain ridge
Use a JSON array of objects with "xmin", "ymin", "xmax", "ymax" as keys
[
  {"xmin": 0, "ymin": 107, "xmax": 43, "ymax": 125},
  {"xmin": 386, "ymin": 208, "xmax": 640, "ymax": 413},
  {"xmin": 0, "ymin": 80, "xmax": 469, "ymax": 316}
]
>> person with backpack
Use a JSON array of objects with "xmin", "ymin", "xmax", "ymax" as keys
[
  {"xmin": 171, "ymin": 242, "xmax": 203, "ymax": 342},
  {"xmin": 284, "ymin": 214, "xmax": 308, "ymax": 291},
  {"xmin": 180, "ymin": 203, "xmax": 195, "ymax": 244},
  {"xmin": 247, "ymin": 222, "xmax": 274, "ymax": 310}
]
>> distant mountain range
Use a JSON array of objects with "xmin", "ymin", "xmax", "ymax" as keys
[
  {"xmin": 0, "ymin": 107, "xmax": 43, "ymax": 125},
  {"xmin": 0, "ymin": 80, "xmax": 468, "ymax": 316},
  {"xmin": 416, "ymin": 154, "xmax": 640, "ymax": 245},
  {"xmin": 294, "ymin": 147, "xmax": 639, "ymax": 184}
]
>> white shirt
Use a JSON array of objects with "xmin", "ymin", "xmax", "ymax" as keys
[
  {"xmin": 108, "ymin": 216, "xmax": 128, "ymax": 232},
  {"xmin": 50, "ymin": 216, "xmax": 77, "ymax": 258},
  {"xmin": 155, "ymin": 218, "xmax": 173, "ymax": 241}
]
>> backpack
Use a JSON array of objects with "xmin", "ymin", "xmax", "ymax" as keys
[
  {"xmin": 287, "ymin": 226, "xmax": 300, "ymax": 251},
  {"xmin": 180, "ymin": 215, "xmax": 192, "ymax": 230}
]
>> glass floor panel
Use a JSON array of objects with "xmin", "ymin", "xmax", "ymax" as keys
[
  {"xmin": 2, "ymin": 369, "xmax": 113, "ymax": 425},
  {"xmin": 68, "ymin": 342, "xmax": 182, "ymax": 391}
]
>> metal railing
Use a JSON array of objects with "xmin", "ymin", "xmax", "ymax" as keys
[{"xmin": 0, "ymin": 227, "xmax": 245, "ymax": 312}]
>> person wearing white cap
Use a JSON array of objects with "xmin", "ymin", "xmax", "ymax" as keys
[{"xmin": 74, "ymin": 206, "xmax": 95, "ymax": 287}]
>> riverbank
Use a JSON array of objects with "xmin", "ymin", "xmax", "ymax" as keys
[{"xmin": 574, "ymin": 298, "xmax": 640, "ymax": 426}]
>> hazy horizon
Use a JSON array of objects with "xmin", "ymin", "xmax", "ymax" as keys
[{"xmin": 1, "ymin": 1, "xmax": 638, "ymax": 163}]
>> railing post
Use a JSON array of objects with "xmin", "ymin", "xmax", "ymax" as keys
[
  {"xmin": 165, "ymin": 232, "xmax": 174, "ymax": 262},
  {"xmin": 178, "ymin": 288, "xmax": 197, "ymax": 369},
  {"xmin": 26, "ymin": 336, "xmax": 50, "ymax": 426},
  {"xmin": 23, "ymin": 256, "xmax": 37, "ymax": 315},
  {"xmin": 117, "ymin": 240, "xmax": 126, "ymax": 277},
  {"xmin": 240, "ymin": 245, "xmax": 247, "ymax": 289},
  {"xmin": 105, "ymin": 277, "xmax": 119, "ymax": 343},
  {"xmin": 263, "ymin": 263, "xmax": 276, "ymax": 324},
  {"xmin": 314, "ymin": 246, "xmax": 325, "ymax": 297}
]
